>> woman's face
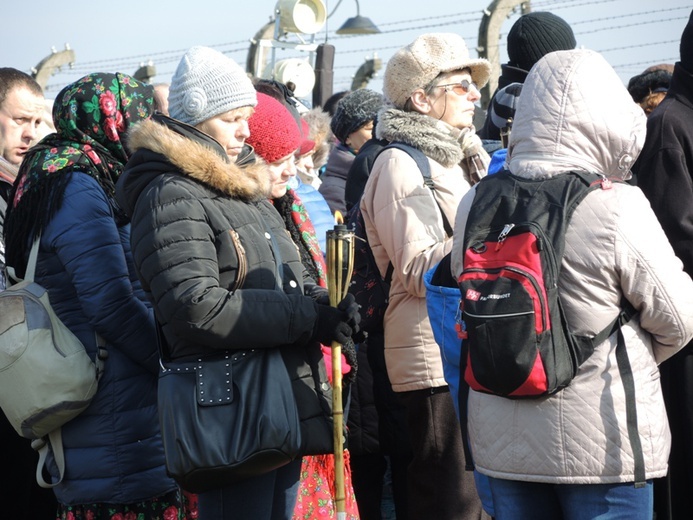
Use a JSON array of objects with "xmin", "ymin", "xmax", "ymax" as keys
[
  {"xmin": 424, "ymin": 70, "xmax": 480, "ymax": 130},
  {"xmin": 346, "ymin": 120, "xmax": 374, "ymax": 154},
  {"xmin": 295, "ymin": 150, "xmax": 315, "ymax": 175},
  {"xmin": 196, "ymin": 106, "xmax": 254, "ymax": 159},
  {"xmin": 268, "ymin": 153, "xmax": 297, "ymax": 199}
]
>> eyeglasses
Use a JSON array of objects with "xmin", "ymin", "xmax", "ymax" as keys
[{"xmin": 434, "ymin": 79, "xmax": 478, "ymax": 96}]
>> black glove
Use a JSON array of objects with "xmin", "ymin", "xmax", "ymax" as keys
[
  {"xmin": 306, "ymin": 284, "xmax": 330, "ymax": 306},
  {"xmin": 341, "ymin": 338, "xmax": 358, "ymax": 385},
  {"xmin": 313, "ymin": 303, "xmax": 354, "ymax": 346},
  {"xmin": 339, "ymin": 293, "xmax": 367, "ymax": 343},
  {"xmin": 337, "ymin": 293, "xmax": 361, "ymax": 338}
]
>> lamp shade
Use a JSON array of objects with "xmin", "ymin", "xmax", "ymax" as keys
[
  {"xmin": 263, "ymin": 58, "xmax": 316, "ymax": 98},
  {"xmin": 278, "ymin": 0, "xmax": 327, "ymax": 34},
  {"xmin": 336, "ymin": 15, "xmax": 380, "ymax": 35}
]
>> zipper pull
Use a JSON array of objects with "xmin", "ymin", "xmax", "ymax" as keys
[
  {"xmin": 495, "ymin": 223, "xmax": 515, "ymax": 251},
  {"xmin": 455, "ymin": 300, "xmax": 468, "ymax": 340},
  {"xmin": 600, "ymin": 174, "xmax": 612, "ymax": 190}
]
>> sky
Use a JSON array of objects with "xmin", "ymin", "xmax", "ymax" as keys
[{"xmin": 3, "ymin": 0, "xmax": 691, "ymax": 104}]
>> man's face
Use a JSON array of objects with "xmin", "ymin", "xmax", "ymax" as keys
[{"xmin": 0, "ymin": 86, "xmax": 45, "ymax": 165}]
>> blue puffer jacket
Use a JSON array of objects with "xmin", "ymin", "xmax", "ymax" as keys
[
  {"xmin": 36, "ymin": 172, "xmax": 176, "ymax": 505},
  {"xmin": 293, "ymin": 176, "xmax": 334, "ymax": 254}
]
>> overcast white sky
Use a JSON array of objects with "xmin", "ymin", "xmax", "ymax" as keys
[{"xmin": 3, "ymin": 0, "xmax": 690, "ymax": 101}]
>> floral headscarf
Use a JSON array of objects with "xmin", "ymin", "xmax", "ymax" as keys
[{"xmin": 5, "ymin": 72, "xmax": 153, "ymax": 270}]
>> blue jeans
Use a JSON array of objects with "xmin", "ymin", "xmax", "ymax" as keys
[
  {"xmin": 488, "ymin": 477, "xmax": 653, "ymax": 520},
  {"xmin": 197, "ymin": 459, "xmax": 302, "ymax": 520}
]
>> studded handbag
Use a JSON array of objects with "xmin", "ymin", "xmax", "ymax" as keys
[{"xmin": 157, "ymin": 347, "xmax": 302, "ymax": 493}]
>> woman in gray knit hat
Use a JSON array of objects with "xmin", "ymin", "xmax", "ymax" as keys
[
  {"xmin": 115, "ymin": 45, "xmax": 360, "ymax": 520},
  {"xmin": 359, "ymin": 32, "xmax": 492, "ymax": 520}
]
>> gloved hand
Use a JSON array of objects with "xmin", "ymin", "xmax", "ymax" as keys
[
  {"xmin": 306, "ymin": 284, "xmax": 330, "ymax": 306},
  {"xmin": 341, "ymin": 338, "xmax": 358, "ymax": 385},
  {"xmin": 313, "ymin": 304, "xmax": 354, "ymax": 346},
  {"xmin": 337, "ymin": 293, "xmax": 361, "ymax": 337},
  {"xmin": 312, "ymin": 294, "xmax": 361, "ymax": 346}
]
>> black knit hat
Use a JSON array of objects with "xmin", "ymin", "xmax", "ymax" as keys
[
  {"xmin": 330, "ymin": 89, "xmax": 384, "ymax": 145},
  {"xmin": 507, "ymin": 12, "xmax": 576, "ymax": 72},
  {"xmin": 680, "ymin": 9, "xmax": 693, "ymax": 73}
]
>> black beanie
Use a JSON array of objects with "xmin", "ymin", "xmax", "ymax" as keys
[
  {"xmin": 507, "ymin": 12, "xmax": 576, "ymax": 72},
  {"xmin": 680, "ymin": 9, "xmax": 693, "ymax": 73}
]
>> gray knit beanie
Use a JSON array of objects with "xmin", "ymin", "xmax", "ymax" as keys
[
  {"xmin": 168, "ymin": 46, "xmax": 257, "ymax": 127},
  {"xmin": 330, "ymin": 89, "xmax": 384, "ymax": 144},
  {"xmin": 383, "ymin": 33, "xmax": 491, "ymax": 109}
]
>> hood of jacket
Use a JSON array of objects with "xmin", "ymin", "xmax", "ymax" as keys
[
  {"xmin": 507, "ymin": 49, "xmax": 647, "ymax": 180},
  {"xmin": 375, "ymin": 107, "xmax": 465, "ymax": 168},
  {"xmin": 118, "ymin": 115, "xmax": 270, "ymax": 216}
]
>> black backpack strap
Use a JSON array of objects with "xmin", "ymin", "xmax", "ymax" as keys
[
  {"xmin": 615, "ymin": 326, "xmax": 647, "ymax": 488},
  {"xmin": 574, "ymin": 300, "xmax": 645, "ymax": 487},
  {"xmin": 378, "ymin": 142, "xmax": 453, "ymax": 237}
]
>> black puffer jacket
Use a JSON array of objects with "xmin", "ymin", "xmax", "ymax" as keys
[{"xmin": 116, "ymin": 114, "xmax": 333, "ymax": 454}]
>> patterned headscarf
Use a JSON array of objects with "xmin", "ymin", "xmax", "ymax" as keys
[{"xmin": 5, "ymin": 73, "xmax": 153, "ymax": 269}]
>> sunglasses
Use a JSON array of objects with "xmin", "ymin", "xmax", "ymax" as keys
[{"xmin": 434, "ymin": 79, "xmax": 478, "ymax": 96}]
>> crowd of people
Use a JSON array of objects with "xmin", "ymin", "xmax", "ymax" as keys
[{"xmin": 1, "ymin": 7, "xmax": 693, "ymax": 520}]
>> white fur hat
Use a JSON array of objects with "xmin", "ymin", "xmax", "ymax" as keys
[{"xmin": 383, "ymin": 33, "xmax": 491, "ymax": 109}]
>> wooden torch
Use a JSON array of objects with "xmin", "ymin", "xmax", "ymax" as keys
[{"xmin": 325, "ymin": 210, "xmax": 355, "ymax": 519}]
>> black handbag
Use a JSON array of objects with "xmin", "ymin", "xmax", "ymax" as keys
[{"xmin": 158, "ymin": 348, "xmax": 302, "ymax": 493}]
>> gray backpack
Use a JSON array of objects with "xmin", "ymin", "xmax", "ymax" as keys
[{"xmin": 0, "ymin": 237, "xmax": 106, "ymax": 487}]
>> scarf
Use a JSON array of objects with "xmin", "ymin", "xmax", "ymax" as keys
[
  {"xmin": 5, "ymin": 72, "xmax": 153, "ymax": 270},
  {"xmin": 457, "ymin": 126, "xmax": 490, "ymax": 185},
  {"xmin": 272, "ymin": 188, "xmax": 327, "ymax": 287}
]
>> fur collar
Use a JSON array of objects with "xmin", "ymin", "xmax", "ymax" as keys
[
  {"xmin": 127, "ymin": 118, "xmax": 271, "ymax": 201},
  {"xmin": 375, "ymin": 108, "xmax": 464, "ymax": 167}
]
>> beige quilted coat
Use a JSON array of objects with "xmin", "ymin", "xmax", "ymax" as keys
[
  {"xmin": 361, "ymin": 107, "xmax": 484, "ymax": 392},
  {"xmin": 451, "ymin": 49, "xmax": 693, "ymax": 484}
]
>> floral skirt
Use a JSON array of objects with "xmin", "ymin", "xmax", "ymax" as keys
[
  {"xmin": 56, "ymin": 488, "xmax": 198, "ymax": 520},
  {"xmin": 293, "ymin": 451, "xmax": 360, "ymax": 519}
]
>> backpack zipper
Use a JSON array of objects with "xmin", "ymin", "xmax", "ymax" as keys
[{"xmin": 462, "ymin": 265, "xmax": 547, "ymax": 331}]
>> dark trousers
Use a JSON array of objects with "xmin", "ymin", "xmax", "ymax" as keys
[
  {"xmin": 654, "ymin": 343, "xmax": 693, "ymax": 520},
  {"xmin": 368, "ymin": 333, "xmax": 412, "ymax": 519},
  {"xmin": 400, "ymin": 387, "xmax": 487, "ymax": 520},
  {"xmin": 351, "ymin": 453, "xmax": 387, "ymax": 519},
  {"xmin": 197, "ymin": 459, "xmax": 302, "ymax": 520},
  {"xmin": 0, "ymin": 411, "xmax": 57, "ymax": 519}
]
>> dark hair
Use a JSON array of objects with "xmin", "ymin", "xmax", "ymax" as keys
[
  {"xmin": 322, "ymin": 90, "xmax": 351, "ymax": 117},
  {"xmin": 0, "ymin": 68, "xmax": 43, "ymax": 108}
]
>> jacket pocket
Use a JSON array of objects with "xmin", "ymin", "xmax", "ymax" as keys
[{"xmin": 229, "ymin": 229, "xmax": 247, "ymax": 292}]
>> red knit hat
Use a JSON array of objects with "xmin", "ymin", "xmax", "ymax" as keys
[
  {"xmin": 298, "ymin": 119, "xmax": 316, "ymax": 156},
  {"xmin": 247, "ymin": 92, "xmax": 302, "ymax": 163}
]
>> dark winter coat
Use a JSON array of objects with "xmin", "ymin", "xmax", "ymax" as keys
[
  {"xmin": 319, "ymin": 142, "xmax": 354, "ymax": 216},
  {"xmin": 344, "ymin": 137, "xmax": 388, "ymax": 212},
  {"xmin": 478, "ymin": 64, "xmax": 529, "ymax": 141},
  {"xmin": 31, "ymin": 172, "xmax": 174, "ymax": 505},
  {"xmin": 116, "ymin": 115, "xmax": 333, "ymax": 455},
  {"xmin": 633, "ymin": 61, "xmax": 693, "ymax": 519}
]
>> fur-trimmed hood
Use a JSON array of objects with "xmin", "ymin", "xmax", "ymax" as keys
[
  {"xmin": 375, "ymin": 107, "xmax": 465, "ymax": 167},
  {"xmin": 119, "ymin": 116, "xmax": 271, "ymax": 216}
]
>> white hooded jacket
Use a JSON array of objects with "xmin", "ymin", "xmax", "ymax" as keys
[{"xmin": 451, "ymin": 49, "xmax": 693, "ymax": 484}]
